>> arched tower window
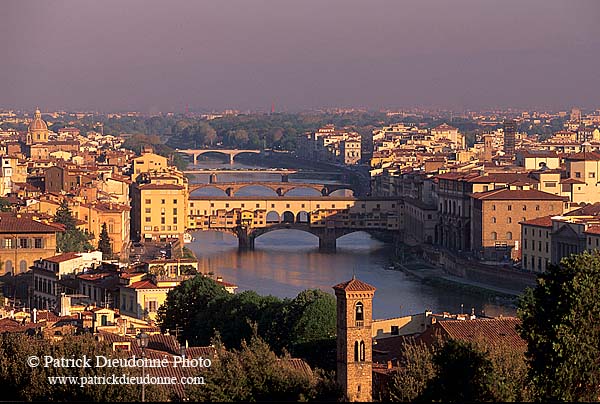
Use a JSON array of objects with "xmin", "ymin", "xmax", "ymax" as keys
[
  {"xmin": 354, "ymin": 341, "xmax": 359, "ymax": 362},
  {"xmin": 355, "ymin": 302, "xmax": 364, "ymax": 326},
  {"xmin": 359, "ymin": 341, "xmax": 365, "ymax": 362}
]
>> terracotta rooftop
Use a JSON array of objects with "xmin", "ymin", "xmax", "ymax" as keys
[
  {"xmin": 333, "ymin": 277, "xmax": 376, "ymax": 292},
  {"xmin": 584, "ymin": 225, "xmax": 600, "ymax": 235},
  {"xmin": 566, "ymin": 202, "xmax": 600, "ymax": 216},
  {"xmin": 45, "ymin": 252, "xmax": 81, "ymax": 263},
  {"xmin": 520, "ymin": 215, "xmax": 554, "ymax": 227},
  {"xmin": 0, "ymin": 213, "xmax": 63, "ymax": 234},
  {"xmin": 418, "ymin": 317, "xmax": 525, "ymax": 350},
  {"xmin": 470, "ymin": 188, "xmax": 567, "ymax": 201},
  {"xmin": 139, "ymin": 184, "xmax": 185, "ymax": 190},
  {"xmin": 564, "ymin": 151, "xmax": 600, "ymax": 161}
]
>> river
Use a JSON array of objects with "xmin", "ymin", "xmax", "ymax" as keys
[{"xmin": 185, "ymin": 156, "xmax": 516, "ymax": 319}]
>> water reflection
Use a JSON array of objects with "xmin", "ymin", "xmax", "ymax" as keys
[{"xmin": 188, "ymin": 229, "xmax": 516, "ymax": 319}]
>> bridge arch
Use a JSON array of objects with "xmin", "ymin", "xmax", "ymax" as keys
[
  {"xmin": 296, "ymin": 211, "xmax": 309, "ymax": 223},
  {"xmin": 266, "ymin": 211, "xmax": 280, "ymax": 223},
  {"xmin": 233, "ymin": 184, "xmax": 279, "ymax": 197},
  {"xmin": 282, "ymin": 211, "xmax": 295, "ymax": 223},
  {"xmin": 190, "ymin": 186, "xmax": 228, "ymax": 197},
  {"xmin": 282, "ymin": 186, "xmax": 323, "ymax": 197},
  {"xmin": 329, "ymin": 188, "xmax": 356, "ymax": 197}
]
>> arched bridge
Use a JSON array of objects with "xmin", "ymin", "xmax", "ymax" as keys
[
  {"xmin": 211, "ymin": 222, "xmax": 374, "ymax": 251},
  {"xmin": 187, "ymin": 195, "xmax": 403, "ymax": 251},
  {"xmin": 177, "ymin": 149, "xmax": 261, "ymax": 164},
  {"xmin": 189, "ymin": 181, "xmax": 357, "ymax": 197}
]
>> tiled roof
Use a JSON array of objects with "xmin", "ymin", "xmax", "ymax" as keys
[
  {"xmin": 45, "ymin": 252, "xmax": 81, "ymax": 263},
  {"xmin": 467, "ymin": 172, "xmax": 533, "ymax": 184},
  {"xmin": 139, "ymin": 184, "xmax": 185, "ymax": 190},
  {"xmin": 585, "ymin": 225, "xmax": 600, "ymax": 235},
  {"xmin": 520, "ymin": 215, "xmax": 553, "ymax": 227},
  {"xmin": 560, "ymin": 178, "xmax": 586, "ymax": 184},
  {"xmin": 566, "ymin": 202, "xmax": 600, "ymax": 216},
  {"xmin": 565, "ymin": 151, "xmax": 600, "ymax": 161},
  {"xmin": 470, "ymin": 188, "xmax": 567, "ymax": 201},
  {"xmin": 333, "ymin": 277, "xmax": 376, "ymax": 292},
  {"xmin": 431, "ymin": 318, "xmax": 525, "ymax": 349},
  {"xmin": 0, "ymin": 213, "xmax": 62, "ymax": 234},
  {"xmin": 0, "ymin": 317, "xmax": 39, "ymax": 333}
]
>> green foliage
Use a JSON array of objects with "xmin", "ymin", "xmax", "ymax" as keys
[
  {"xmin": 54, "ymin": 200, "xmax": 77, "ymax": 231},
  {"xmin": 518, "ymin": 251, "xmax": 600, "ymax": 402},
  {"xmin": 421, "ymin": 339, "xmax": 495, "ymax": 402},
  {"xmin": 159, "ymin": 284, "xmax": 337, "ymax": 370},
  {"xmin": 181, "ymin": 246, "xmax": 196, "ymax": 259},
  {"xmin": 0, "ymin": 333, "xmax": 167, "ymax": 402},
  {"xmin": 186, "ymin": 333, "xmax": 341, "ymax": 402},
  {"xmin": 388, "ymin": 337, "xmax": 530, "ymax": 402},
  {"xmin": 97, "ymin": 223, "xmax": 112, "ymax": 259},
  {"xmin": 0, "ymin": 198, "xmax": 13, "ymax": 212},
  {"xmin": 54, "ymin": 201, "xmax": 94, "ymax": 253},
  {"xmin": 157, "ymin": 276, "xmax": 229, "ymax": 343},
  {"xmin": 388, "ymin": 342, "xmax": 436, "ymax": 402}
]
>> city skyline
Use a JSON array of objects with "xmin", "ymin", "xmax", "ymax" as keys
[{"xmin": 3, "ymin": 0, "xmax": 599, "ymax": 113}]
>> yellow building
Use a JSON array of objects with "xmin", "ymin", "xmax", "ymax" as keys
[
  {"xmin": 131, "ymin": 183, "xmax": 188, "ymax": 242},
  {"xmin": 78, "ymin": 202, "xmax": 131, "ymax": 257},
  {"xmin": 131, "ymin": 152, "xmax": 168, "ymax": 182}
]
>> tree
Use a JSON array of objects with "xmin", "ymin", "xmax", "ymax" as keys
[
  {"xmin": 387, "ymin": 341, "xmax": 436, "ymax": 402},
  {"xmin": 157, "ymin": 276, "xmax": 229, "ymax": 343},
  {"xmin": 54, "ymin": 200, "xmax": 93, "ymax": 253},
  {"xmin": 54, "ymin": 200, "xmax": 76, "ymax": 230},
  {"xmin": 186, "ymin": 332, "xmax": 340, "ymax": 402},
  {"xmin": 0, "ymin": 333, "xmax": 168, "ymax": 402},
  {"xmin": 97, "ymin": 223, "xmax": 112, "ymax": 259},
  {"xmin": 518, "ymin": 251, "xmax": 600, "ymax": 402},
  {"xmin": 420, "ymin": 339, "xmax": 495, "ymax": 402}
]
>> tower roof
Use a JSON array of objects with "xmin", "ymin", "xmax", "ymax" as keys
[
  {"xmin": 333, "ymin": 277, "xmax": 376, "ymax": 292},
  {"xmin": 28, "ymin": 108, "xmax": 48, "ymax": 132}
]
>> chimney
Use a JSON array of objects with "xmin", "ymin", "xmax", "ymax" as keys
[{"xmin": 59, "ymin": 293, "xmax": 71, "ymax": 317}]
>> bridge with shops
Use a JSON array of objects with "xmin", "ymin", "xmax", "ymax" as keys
[
  {"xmin": 189, "ymin": 181, "xmax": 357, "ymax": 197},
  {"xmin": 187, "ymin": 195, "xmax": 403, "ymax": 250}
]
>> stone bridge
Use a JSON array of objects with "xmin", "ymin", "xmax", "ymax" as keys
[
  {"xmin": 177, "ymin": 149, "xmax": 261, "ymax": 164},
  {"xmin": 189, "ymin": 181, "xmax": 357, "ymax": 197},
  {"xmin": 208, "ymin": 222, "xmax": 392, "ymax": 251}
]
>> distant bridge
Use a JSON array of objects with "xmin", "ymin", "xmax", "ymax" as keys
[
  {"xmin": 188, "ymin": 181, "xmax": 357, "ymax": 197},
  {"xmin": 177, "ymin": 149, "xmax": 262, "ymax": 164}
]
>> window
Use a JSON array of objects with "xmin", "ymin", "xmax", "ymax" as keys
[
  {"xmin": 34, "ymin": 238, "xmax": 43, "ymax": 248},
  {"xmin": 145, "ymin": 216, "xmax": 151, "ymax": 222},
  {"xmin": 491, "ymin": 232, "xmax": 497, "ymax": 240},
  {"xmin": 173, "ymin": 208, "xmax": 178, "ymax": 215},
  {"xmin": 507, "ymin": 217, "xmax": 512, "ymax": 224},
  {"xmin": 546, "ymin": 242, "xmax": 549, "ymax": 253},
  {"xmin": 355, "ymin": 302, "xmax": 364, "ymax": 325},
  {"xmin": 225, "ymin": 203, "xmax": 229, "ymax": 208},
  {"xmin": 145, "ymin": 208, "xmax": 151, "ymax": 214},
  {"xmin": 575, "ymin": 172, "xmax": 581, "ymax": 178},
  {"xmin": 19, "ymin": 238, "xmax": 29, "ymax": 249},
  {"xmin": 173, "ymin": 217, "xmax": 177, "ymax": 224},
  {"xmin": 538, "ymin": 241, "xmax": 542, "ymax": 251},
  {"xmin": 483, "ymin": 185, "xmax": 489, "ymax": 191},
  {"xmin": 508, "ymin": 205, "xmax": 512, "ymax": 211},
  {"xmin": 492, "ymin": 217, "xmax": 496, "ymax": 223},
  {"xmin": 524, "ymin": 239, "xmax": 528, "ymax": 249},
  {"xmin": 161, "ymin": 199, "xmax": 165, "ymax": 204},
  {"xmin": 506, "ymin": 232, "xmax": 512, "ymax": 240},
  {"xmin": 492, "ymin": 204, "xmax": 496, "ymax": 211},
  {"xmin": 523, "ymin": 205, "xmax": 527, "ymax": 211},
  {"xmin": 145, "ymin": 199, "xmax": 151, "ymax": 204},
  {"xmin": 354, "ymin": 340, "xmax": 366, "ymax": 362},
  {"xmin": 535, "ymin": 205, "xmax": 540, "ymax": 211},
  {"xmin": 173, "ymin": 199, "xmax": 178, "ymax": 204},
  {"xmin": 256, "ymin": 204, "xmax": 260, "ymax": 208},
  {"xmin": 161, "ymin": 217, "xmax": 165, "ymax": 224},
  {"xmin": 590, "ymin": 172, "xmax": 596, "ymax": 178},
  {"xmin": 146, "ymin": 300, "xmax": 157, "ymax": 313}
]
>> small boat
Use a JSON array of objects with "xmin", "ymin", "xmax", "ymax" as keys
[{"xmin": 183, "ymin": 233, "xmax": 194, "ymax": 244}]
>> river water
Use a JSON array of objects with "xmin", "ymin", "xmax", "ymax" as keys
[{"xmin": 186, "ymin": 157, "xmax": 516, "ymax": 319}]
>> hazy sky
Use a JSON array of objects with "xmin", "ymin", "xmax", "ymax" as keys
[{"xmin": 2, "ymin": 0, "xmax": 599, "ymax": 112}]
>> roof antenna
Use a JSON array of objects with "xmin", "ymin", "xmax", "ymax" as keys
[{"xmin": 352, "ymin": 267, "xmax": 356, "ymax": 280}]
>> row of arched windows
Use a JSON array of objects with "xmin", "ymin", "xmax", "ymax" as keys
[
  {"xmin": 354, "ymin": 340, "xmax": 366, "ymax": 362},
  {"xmin": 490, "ymin": 232, "xmax": 512, "ymax": 240}
]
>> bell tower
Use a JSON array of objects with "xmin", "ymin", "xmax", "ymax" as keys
[{"xmin": 333, "ymin": 276, "xmax": 376, "ymax": 402}]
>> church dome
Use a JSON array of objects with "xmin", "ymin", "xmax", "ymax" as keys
[{"xmin": 28, "ymin": 109, "xmax": 48, "ymax": 132}]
